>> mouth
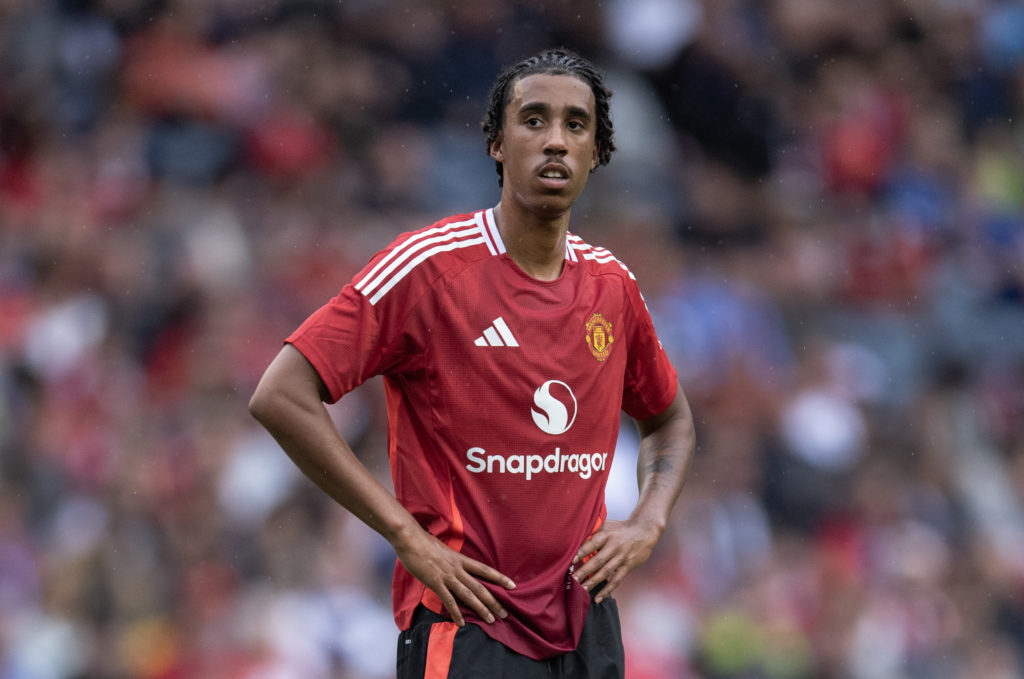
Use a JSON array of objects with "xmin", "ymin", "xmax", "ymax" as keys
[{"xmin": 538, "ymin": 163, "xmax": 570, "ymax": 189}]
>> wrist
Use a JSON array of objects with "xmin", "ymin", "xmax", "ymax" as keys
[
  {"xmin": 628, "ymin": 507, "xmax": 668, "ymax": 539},
  {"xmin": 384, "ymin": 515, "xmax": 427, "ymax": 551}
]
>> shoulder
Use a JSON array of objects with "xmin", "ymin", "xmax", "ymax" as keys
[
  {"xmin": 352, "ymin": 210, "xmax": 495, "ymax": 306},
  {"xmin": 567, "ymin": 233, "xmax": 638, "ymax": 284},
  {"xmin": 568, "ymin": 233, "xmax": 654, "ymax": 317}
]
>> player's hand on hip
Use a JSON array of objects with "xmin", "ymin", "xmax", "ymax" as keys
[
  {"xmin": 394, "ymin": 528, "xmax": 515, "ymax": 627},
  {"xmin": 571, "ymin": 518, "xmax": 661, "ymax": 603}
]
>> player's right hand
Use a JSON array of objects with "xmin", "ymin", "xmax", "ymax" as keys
[{"xmin": 393, "ymin": 527, "xmax": 515, "ymax": 627}]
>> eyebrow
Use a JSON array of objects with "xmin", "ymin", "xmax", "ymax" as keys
[{"xmin": 518, "ymin": 101, "xmax": 593, "ymax": 122}]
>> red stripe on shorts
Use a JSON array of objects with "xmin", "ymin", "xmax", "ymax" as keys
[{"xmin": 424, "ymin": 621, "xmax": 458, "ymax": 679}]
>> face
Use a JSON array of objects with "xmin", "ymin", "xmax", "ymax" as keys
[{"xmin": 490, "ymin": 73, "xmax": 599, "ymax": 220}]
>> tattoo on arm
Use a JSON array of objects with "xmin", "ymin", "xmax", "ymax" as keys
[
  {"xmin": 642, "ymin": 453, "xmax": 676, "ymax": 479},
  {"xmin": 637, "ymin": 418, "xmax": 693, "ymax": 500}
]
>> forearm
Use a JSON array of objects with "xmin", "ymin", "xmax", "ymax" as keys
[
  {"xmin": 250, "ymin": 346, "xmax": 515, "ymax": 624},
  {"xmin": 248, "ymin": 348, "xmax": 419, "ymax": 545},
  {"xmin": 631, "ymin": 386, "xmax": 696, "ymax": 534},
  {"xmin": 571, "ymin": 386, "xmax": 695, "ymax": 599}
]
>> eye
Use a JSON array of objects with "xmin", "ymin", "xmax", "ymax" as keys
[
  {"xmin": 567, "ymin": 120, "xmax": 584, "ymax": 130},
  {"xmin": 526, "ymin": 117, "xmax": 543, "ymax": 127}
]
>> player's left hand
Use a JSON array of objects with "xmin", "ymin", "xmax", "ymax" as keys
[{"xmin": 570, "ymin": 518, "xmax": 662, "ymax": 603}]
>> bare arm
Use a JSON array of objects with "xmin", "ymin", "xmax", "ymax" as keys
[
  {"xmin": 248, "ymin": 345, "xmax": 514, "ymax": 625},
  {"xmin": 571, "ymin": 384, "xmax": 695, "ymax": 602}
]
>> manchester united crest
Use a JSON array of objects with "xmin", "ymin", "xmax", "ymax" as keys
[{"xmin": 585, "ymin": 313, "xmax": 614, "ymax": 361}]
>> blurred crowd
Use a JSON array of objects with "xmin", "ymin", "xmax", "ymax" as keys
[{"xmin": 2, "ymin": 0, "xmax": 1024, "ymax": 677}]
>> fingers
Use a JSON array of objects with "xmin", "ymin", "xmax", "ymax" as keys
[
  {"xmin": 464, "ymin": 558, "xmax": 517, "ymax": 591},
  {"xmin": 574, "ymin": 547, "xmax": 617, "ymax": 595},
  {"xmin": 462, "ymin": 559, "xmax": 514, "ymax": 621},
  {"xmin": 571, "ymin": 523, "xmax": 655, "ymax": 603},
  {"xmin": 398, "ymin": 532, "xmax": 518, "ymax": 627},
  {"xmin": 578, "ymin": 557, "xmax": 626, "ymax": 604},
  {"xmin": 455, "ymin": 571, "xmax": 509, "ymax": 624},
  {"xmin": 434, "ymin": 556, "xmax": 516, "ymax": 627},
  {"xmin": 437, "ymin": 587, "xmax": 466, "ymax": 627},
  {"xmin": 571, "ymin": 531, "xmax": 608, "ymax": 583}
]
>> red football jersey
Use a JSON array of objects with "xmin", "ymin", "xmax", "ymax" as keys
[{"xmin": 286, "ymin": 208, "xmax": 678, "ymax": 659}]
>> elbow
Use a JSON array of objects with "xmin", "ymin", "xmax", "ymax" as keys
[
  {"xmin": 248, "ymin": 383, "xmax": 277, "ymax": 425},
  {"xmin": 248, "ymin": 372, "xmax": 323, "ymax": 429},
  {"xmin": 248, "ymin": 346, "xmax": 327, "ymax": 426}
]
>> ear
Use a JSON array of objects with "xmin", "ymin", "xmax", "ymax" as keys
[
  {"xmin": 590, "ymin": 143, "xmax": 599, "ymax": 171},
  {"xmin": 490, "ymin": 132, "xmax": 505, "ymax": 163}
]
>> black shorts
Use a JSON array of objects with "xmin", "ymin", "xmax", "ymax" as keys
[{"xmin": 396, "ymin": 596, "xmax": 625, "ymax": 679}]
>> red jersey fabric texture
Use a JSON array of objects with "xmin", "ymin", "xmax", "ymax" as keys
[{"xmin": 286, "ymin": 208, "xmax": 678, "ymax": 660}]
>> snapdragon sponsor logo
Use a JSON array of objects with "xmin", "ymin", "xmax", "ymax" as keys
[
  {"xmin": 465, "ymin": 446, "xmax": 609, "ymax": 481},
  {"xmin": 531, "ymin": 380, "xmax": 577, "ymax": 435}
]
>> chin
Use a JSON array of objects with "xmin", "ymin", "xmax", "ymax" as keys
[
  {"xmin": 532, "ymin": 201, "xmax": 573, "ymax": 219},
  {"xmin": 513, "ymin": 191, "xmax": 573, "ymax": 218}
]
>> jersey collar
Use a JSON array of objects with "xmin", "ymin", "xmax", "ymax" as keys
[{"xmin": 476, "ymin": 208, "xmax": 578, "ymax": 262}]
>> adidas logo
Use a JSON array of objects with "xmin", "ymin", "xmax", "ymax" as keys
[{"xmin": 474, "ymin": 317, "xmax": 519, "ymax": 347}]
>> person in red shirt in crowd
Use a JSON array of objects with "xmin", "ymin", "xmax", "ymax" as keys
[{"xmin": 249, "ymin": 48, "xmax": 696, "ymax": 678}]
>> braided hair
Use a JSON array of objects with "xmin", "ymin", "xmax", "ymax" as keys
[{"xmin": 481, "ymin": 48, "xmax": 616, "ymax": 187}]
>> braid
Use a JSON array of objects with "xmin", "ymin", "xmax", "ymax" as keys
[{"xmin": 481, "ymin": 48, "xmax": 616, "ymax": 187}]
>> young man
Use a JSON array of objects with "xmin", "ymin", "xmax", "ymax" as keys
[{"xmin": 249, "ymin": 48, "xmax": 695, "ymax": 678}]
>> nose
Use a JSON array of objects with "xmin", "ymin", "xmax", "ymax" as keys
[{"xmin": 543, "ymin": 124, "xmax": 568, "ymax": 155}]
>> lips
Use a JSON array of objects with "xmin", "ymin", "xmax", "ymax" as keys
[
  {"xmin": 538, "ymin": 162, "xmax": 571, "ymax": 189},
  {"xmin": 538, "ymin": 162, "xmax": 570, "ymax": 179}
]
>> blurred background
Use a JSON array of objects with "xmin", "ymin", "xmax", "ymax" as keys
[{"xmin": 2, "ymin": 0, "xmax": 1024, "ymax": 677}]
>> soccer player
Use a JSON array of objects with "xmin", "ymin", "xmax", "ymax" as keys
[{"xmin": 249, "ymin": 48, "xmax": 695, "ymax": 678}]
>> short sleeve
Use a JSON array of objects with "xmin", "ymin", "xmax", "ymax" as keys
[
  {"xmin": 286, "ymin": 249, "xmax": 424, "ymax": 403},
  {"xmin": 621, "ymin": 278, "xmax": 678, "ymax": 420}
]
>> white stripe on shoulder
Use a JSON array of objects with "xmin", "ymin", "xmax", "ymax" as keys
[
  {"xmin": 570, "ymin": 242, "xmax": 609, "ymax": 256},
  {"xmin": 358, "ymin": 225, "xmax": 481, "ymax": 298},
  {"xmin": 475, "ymin": 211, "xmax": 499, "ymax": 256},
  {"xmin": 368, "ymin": 236, "xmax": 486, "ymax": 305},
  {"xmin": 355, "ymin": 217, "xmax": 477, "ymax": 293},
  {"xmin": 566, "ymin": 232, "xmax": 578, "ymax": 262},
  {"xmin": 570, "ymin": 241, "xmax": 637, "ymax": 280},
  {"xmin": 484, "ymin": 208, "xmax": 506, "ymax": 254}
]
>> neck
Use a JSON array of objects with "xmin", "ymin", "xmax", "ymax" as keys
[{"xmin": 492, "ymin": 202, "xmax": 569, "ymax": 282}]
